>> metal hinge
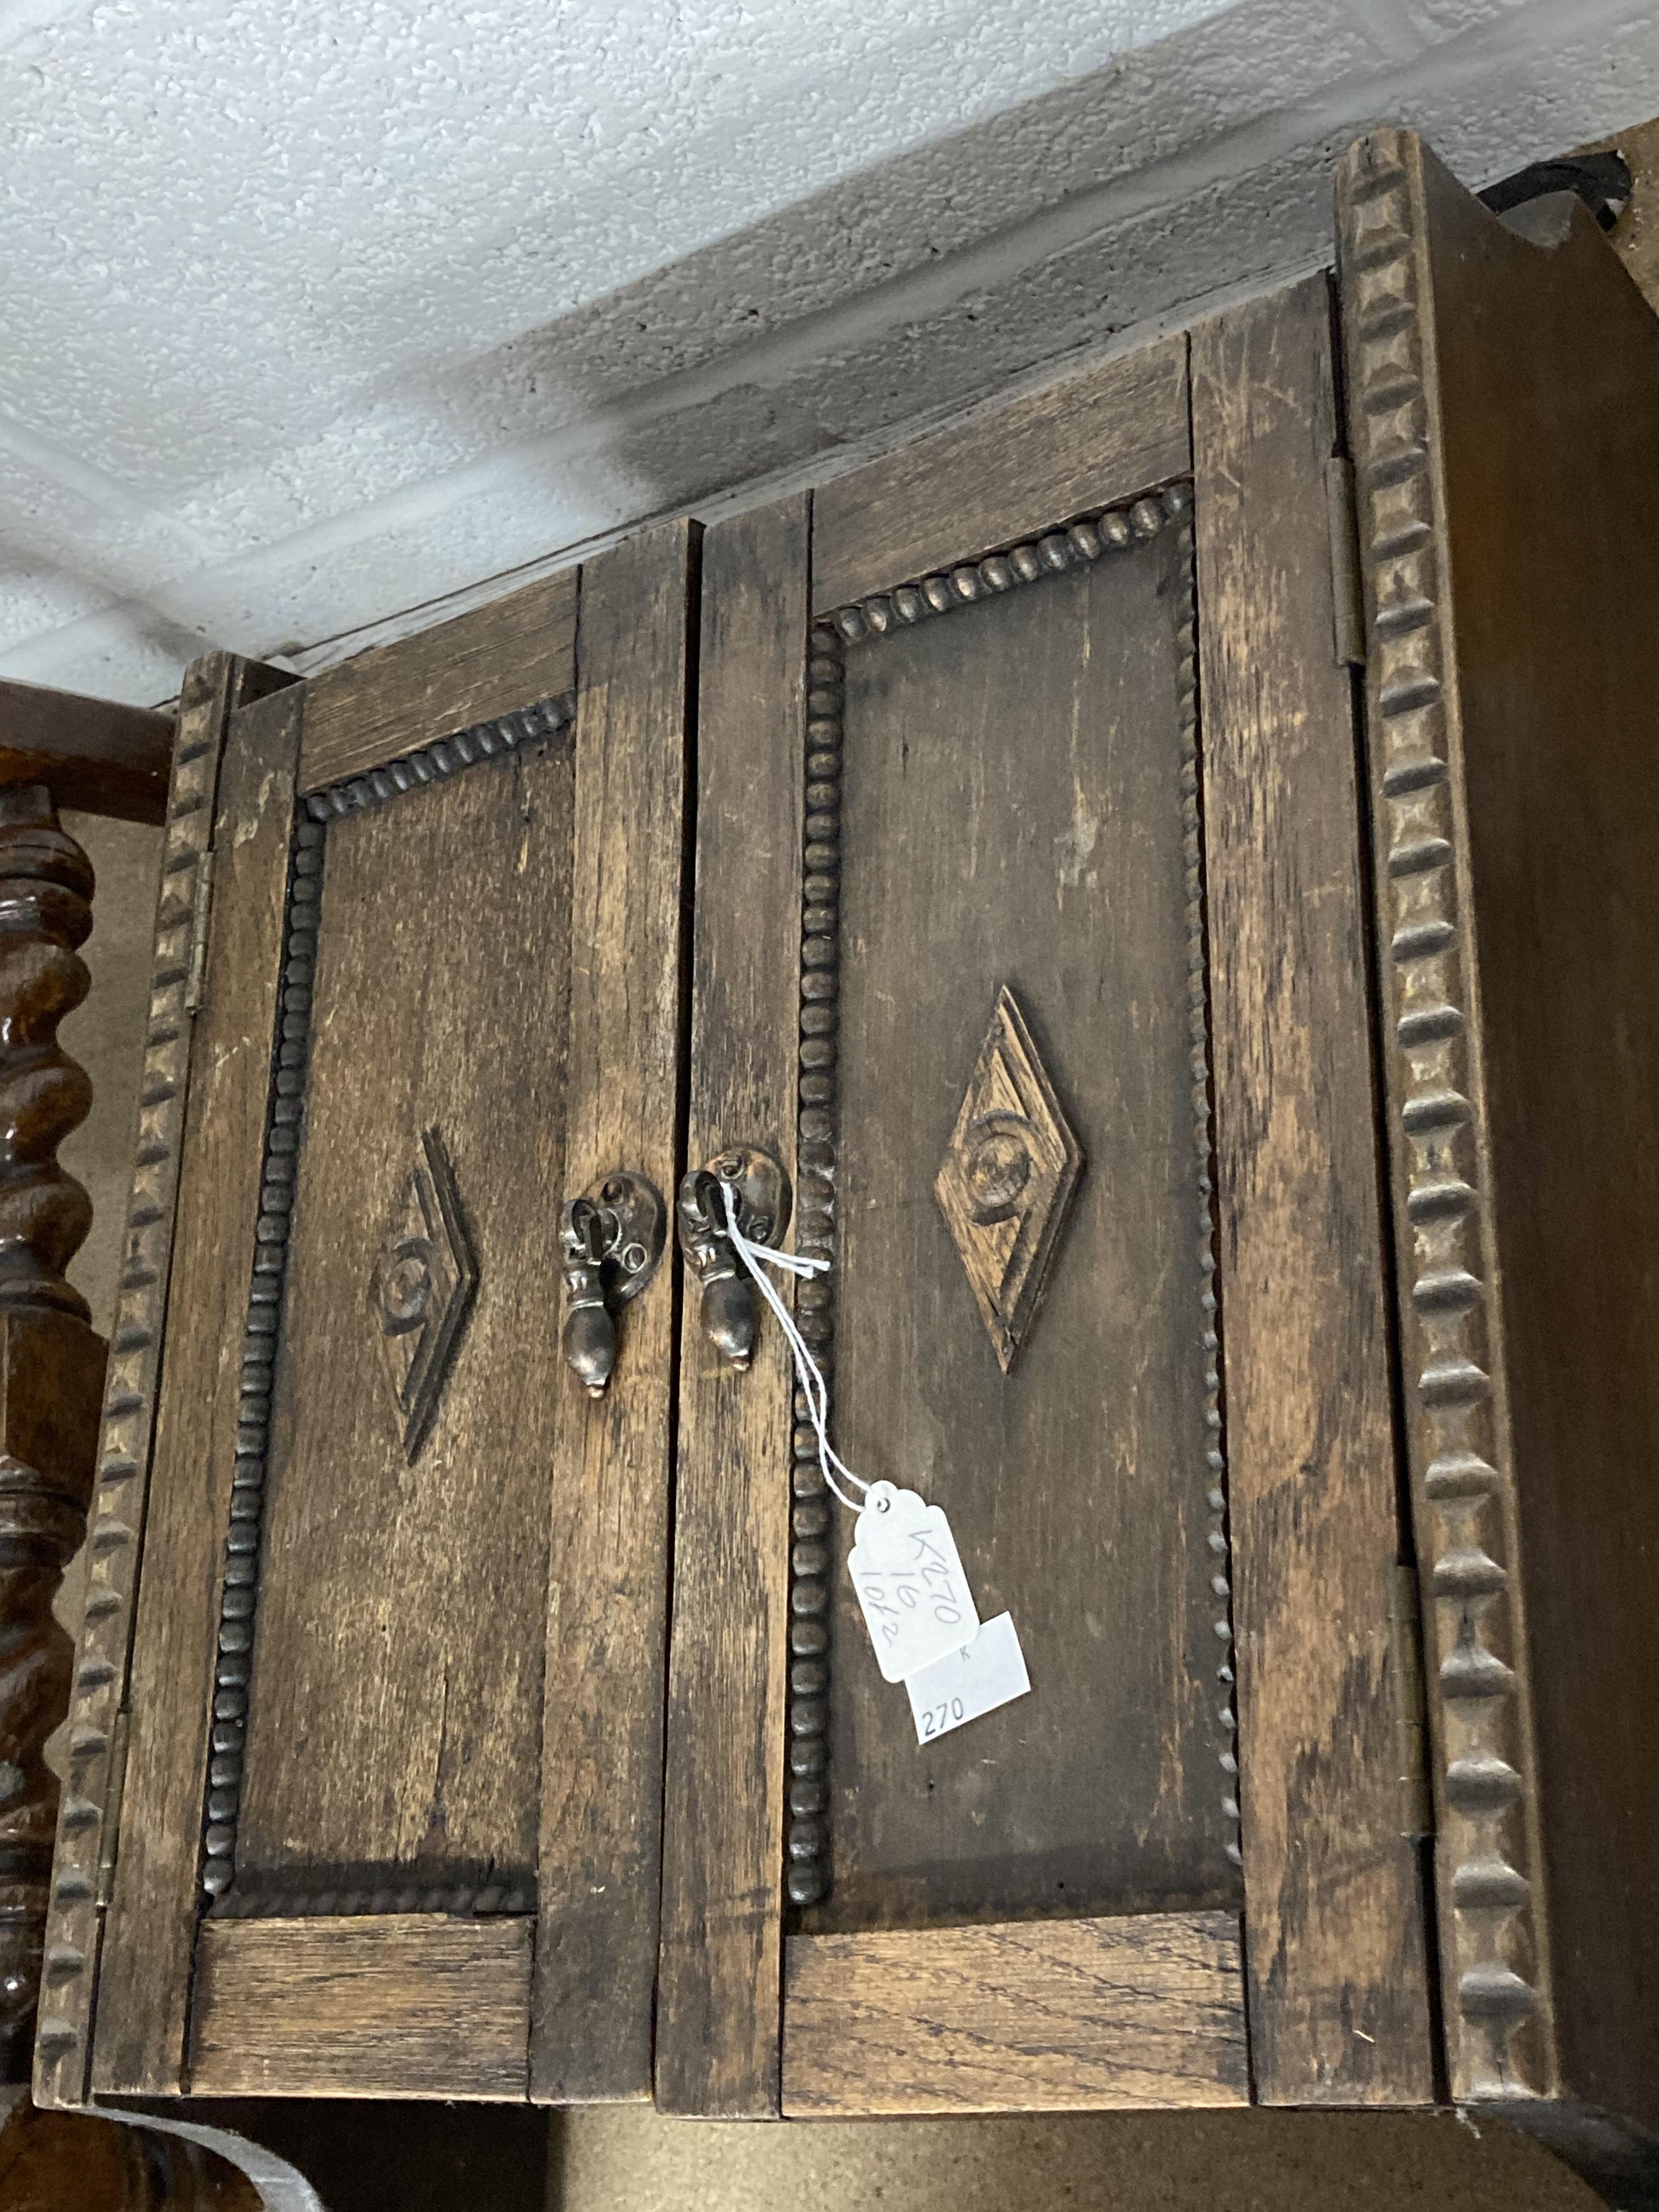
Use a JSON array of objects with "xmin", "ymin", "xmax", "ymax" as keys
[
  {"xmin": 1388, "ymin": 1562, "xmax": 1434, "ymax": 1841},
  {"xmin": 95, "ymin": 1707, "xmax": 131, "ymax": 1909},
  {"xmin": 1324, "ymin": 455, "xmax": 1367, "ymax": 668},
  {"xmin": 184, "ymin": 847, "xmax": 215, "ymax": 1015}
]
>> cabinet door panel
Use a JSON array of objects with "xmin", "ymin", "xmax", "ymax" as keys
[
  {"xmin": 819, "ymin": 503, "xmax": 1229, "ymax": 1930},
  {"xmin": 663, "ymin": 343, "xmax": 1256, "ymax": 2119},
  {"xmin": 665, "ymin": 299, "xmax": 1434, "ymax": 2118},
  {"xmin": 80, "ymin": 527, "xmax": 692, "ymax": 2104},
  {"xmin": 238, "ymin": 725, "xmax": 570, "ymax": 1893}
]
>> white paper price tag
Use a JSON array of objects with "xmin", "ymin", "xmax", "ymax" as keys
[
  {"xmin": 905, "ymin": 1611, "xmax": 1031, "ymax": 1742},
  {"xmin": 847, "ymin": 1481, "xmax": 980, "ymax": 1683}
]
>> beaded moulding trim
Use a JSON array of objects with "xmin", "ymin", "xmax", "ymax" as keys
[
  {"xmin": 1336, "ymin": 127, "xmax": 1552, "ymax": 2103},
  {"xmin": 199, "ymin": 693, "xmax": 569, "ymax": 1919},
  {"xmin": 786, "ymin": 483, "xmax": 1239, "ymax": 1909},
  {"xmin": 199, "ymin": 814, "xmax": 320, "ymax": 1909},
  {"xmin": 211, "ymin": 1870, "xmax": 536, "ymax": 1919},
  {"xmin": 303, "ymin": 691, "xmax": 574, "ymax": 823}
]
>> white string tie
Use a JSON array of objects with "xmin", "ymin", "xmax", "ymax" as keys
[{"xmin": 720, "ymin": 1180, "xmax": 870, "ymax": 1512}]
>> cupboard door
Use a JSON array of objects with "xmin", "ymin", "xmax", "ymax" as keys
[
  {"xmin": 55, "ymin": 523, "xmax": 693, "ymax": 2104},
  {"xmin": 805, "ymin": 438, "xmax": 1232, "ymax": 1951},
  {"xmin": 1338, "ymin": 127, "xmax": 1659, "ymax": 2159},
  {"xmin": 661, "ymin": 306, "xmax": 1432, "ymax": 2115}
]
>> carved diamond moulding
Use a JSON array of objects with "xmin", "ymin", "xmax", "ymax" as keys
[
  {"xmin": 935, "ymin": 987, "xmax": 1083, "ymax": 1372},
  {"xmin": 368, "ymin": 1125, "xmax": 478, "ymax": 1460}
]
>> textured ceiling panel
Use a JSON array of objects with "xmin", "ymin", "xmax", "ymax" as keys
[{"xmin": 2, "ymin": 0, "xmax": 1657, "ymax": 699}]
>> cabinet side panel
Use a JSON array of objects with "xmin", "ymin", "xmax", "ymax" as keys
[
  {"xmin": 1337, "ymin": 126, "xmax": 1557, "ymax": 2108},
  {"xmin": 1418, "ymin": 143, "xmax": 1659, "ymax": 2134},
  {"xmin": 530, "ymin": 521, "xmax": 694, "ymax": 2102},
  {"xmin": 91, "ymin": 687, "xmax": 302, "ymax": 2096},
  {"xmin": 1193, "ymin": 276, "xmax": 1434, "ymax": 2104},
  {"xmin": 656, "ymin": 497, "xmax": 806, "ymax": 2117}
]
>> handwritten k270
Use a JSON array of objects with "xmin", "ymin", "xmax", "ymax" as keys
[{"xmin": 846, "ymin": 1482, "xmax": 981, "ymax": 1683}]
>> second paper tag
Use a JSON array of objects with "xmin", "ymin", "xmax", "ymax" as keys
[{"xmin": 905, "ymin": 1611, "xmax": 1031, "ymax": 1742}]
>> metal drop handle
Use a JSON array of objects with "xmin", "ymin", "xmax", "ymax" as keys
[
  {"xmin": 559, "ymin": 1171, "xmax": 667, "ymax": 1397},
  {"xmin": 677, "ymin": 1147, "xmax": 791, "ymax": 1369}
]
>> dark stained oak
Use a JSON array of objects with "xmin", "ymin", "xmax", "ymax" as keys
[
  {"xmin": 810, "ymin": 499, "xmax": 1235, "ymax": 1937},
  {"xmin": 0, "ymin": 678, "xmax": 174, "ymax": 827},
  {"xmin": 1339, "ymin": 125, "xmax": 1659, "ymax": 2151},
  {"xmin": 91, "ymin": 685, "xmax": 303, "ymax": 2097},
  {"xmin": 189, "ymin": 1916, "xmax": 533, "ymax": 2098},
  {"xmin": 0, "ymin": 786, "xmax": 105, "ymax": 2071},
  {"xmin": 50, "ymin": 134, "xmax": 1659, "ymax": 2158},
  {"xmin": 0, "ymin": 786, "xmax": 97, "ymax": 1322},
  {"xmin": 0, "ymin": 783, "xmax": 104, "ymax": 2084},
  {"xmin": 236, "ymin": 725, "xmax": 576, "ymax": 1892},
  {"xmin": 298, "ymin": 568, "xmax": 577, "ymax": 794},
  {"xmin": 0, "ymin": 1318, "xmax": 105, "ymax": 2080},
  {"xmin": 811, "ymin": 333, "xmax": 1190, "ymax": 614},
  {"xmin": 782, "ymin": 1913, "xmax": 1248, "ymax": 2114},
  {"xmin": 1192, "ymin": 274, "xmax": 1434, "ymax": 2104},
  {"xmin": 33, "ymin": 656, "xmax": 274, "ymax": 2111},
  {"xmin": 0, "ymin": 2097, "xmax": 263, "ymax": 2211},
  {"xmin": 65, "ymin": 538, "xmax": 693, "ymax": 2110},
  {"xmin": 529, "ymin": 520, "xmax": 694, "ymax": 2102},
  {"xmin": 656, "ymin": 494, "xmax": 806, "ymax": 2118}
]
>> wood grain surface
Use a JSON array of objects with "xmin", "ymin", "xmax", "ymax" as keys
[
  {"xmin": 782, "ymin": 1912, "xmax": 1248, "ymax": 2114},
  {"xmin": 529, "ymin": 520, "xmax": 694, "ymax": 2101},
  {"xmin": 0, "ymin": 676, "xmax": 174, "ymax": 825},
  {"xmin": 1421, "ymin": 134, "xmax": 1659, "ymax": 2136},
  {"xmin": 1192, "ymin": 275, "xmax": 1434, "ymax": 2104},
  {"xmin": 811, "ymin": 513, "xmax": 1233, "ymax": 1933},
  {"xmin": 811, "ymin": 334, "xmax": 1189, "ymax": 613},
  {"xmin": 1341, "ymin": 127, "xmax": 1659, "ymax": 2132},
  {"xmin": 299, "ymin": 569, "xmax": 577, "ymax": 794},
  {"xmin": 237, "ymin": 724, "xmax": 576, "ymax": 1888},
  {"xmin": 655, "ymin": 495, "xmax": 805, "ymax": 2118},
  {"xmin": 188, "ymin": 1916, "xmax": 532, "ymax": 2098},
  {"xmin": 92, "ymin": 686, "xmax": 302, "ymax": 2096},
  {"xmin": 34, "ymin": 654, "xmax": 261, "ymax": 2109}
]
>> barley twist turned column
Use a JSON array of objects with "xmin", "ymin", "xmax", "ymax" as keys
[{"xmin": 0, "ymin": 783, "xmax": 104, "ymax": 2080}]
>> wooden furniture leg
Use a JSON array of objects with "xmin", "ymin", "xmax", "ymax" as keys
[
  {"xmin": 0, "ymin": 2094, "xmax": 263, "ymax": 2210},
  {"xmin": 0, "ymin": 784, "xmax": 108, "ymax": 2081},
  {"xmin": 0, "ymin": 697, "xmax": 313, "ymax": 2207},
  {"xmin": 0, "ymin": 673, "xmax": 174, "ymax": 2082}
]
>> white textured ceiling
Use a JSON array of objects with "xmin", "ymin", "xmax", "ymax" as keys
[{"xmin": 3, "ymin": 0, "xmax": 1658, "ymax": 702}]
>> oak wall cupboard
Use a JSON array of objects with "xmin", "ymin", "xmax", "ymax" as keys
[{"xmin": 38, "ymin": 128, "xmax": 1659, "ymax": 2204}]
